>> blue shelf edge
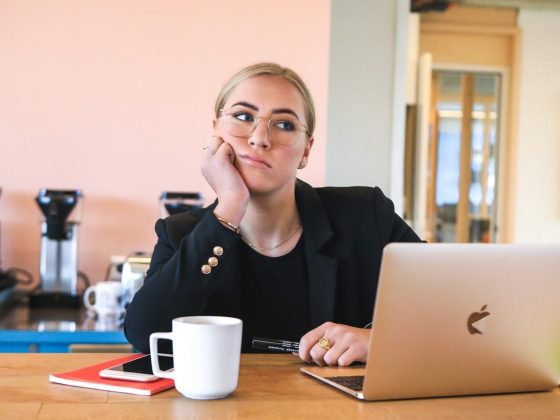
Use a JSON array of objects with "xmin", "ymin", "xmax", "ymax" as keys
[
  {"xmin": 0, "ymin": 330, "xmax": 127, "ymax": 344},
  {"xmin": 0, "ymin": 330, "xmax": 129, "ymax": 351}
]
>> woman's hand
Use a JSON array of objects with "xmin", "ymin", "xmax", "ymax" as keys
[
  {"xmin": 298, "ymin": 322, "xmax": 370, "ymax": 367},
  {"xmin": 201, "ymin": 135, "xmax": 249, "ymax": 226}
]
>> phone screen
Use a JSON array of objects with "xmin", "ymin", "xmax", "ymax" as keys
[{"xmin": 108, "ymin": 354, "xmax": 174, "ymax": 374}]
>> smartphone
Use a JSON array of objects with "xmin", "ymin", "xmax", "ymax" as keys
[{"xmin": 99, "ymin": 354, "xmax": 174, "ymax": 382}]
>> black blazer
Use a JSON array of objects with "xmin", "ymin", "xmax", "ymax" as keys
[{"xmin": 124, "ymin": 179, "xmax": 421, "ymax": 353}]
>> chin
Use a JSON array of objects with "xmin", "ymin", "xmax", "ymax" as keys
[
  {"xmin": 241, "ymin": 172, "xmax": 295, "ymax": 197},
  {"xmin": 245, "ymin": 179, "xmax": 276, "ymax": 195},
  {"xmin": 236, "ymin": 160, "xmax": 298, "ymax": 194}
]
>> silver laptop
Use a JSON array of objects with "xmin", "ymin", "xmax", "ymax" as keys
[{"xmin": 301, "ymin": 243, "xmax": 560, "ymax": 400}]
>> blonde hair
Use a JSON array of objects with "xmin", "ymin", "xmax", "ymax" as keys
[{"xmin": 214, "ymin": 63, "xmax": 315, "ymax": 137}]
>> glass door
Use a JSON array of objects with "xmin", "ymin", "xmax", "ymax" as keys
[{"xmin": 428, "ymin": 71, "xmax": 501, "ymax": 243}]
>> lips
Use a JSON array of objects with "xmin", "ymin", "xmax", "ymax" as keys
[{"xmin": 238, "ymin": 154, "xmax": 272, "ymax": 168}]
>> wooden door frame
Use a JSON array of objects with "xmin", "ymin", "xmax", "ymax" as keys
[{"xmin": 419, "ymin": 6, "xmax": 521, "ymax": 242}]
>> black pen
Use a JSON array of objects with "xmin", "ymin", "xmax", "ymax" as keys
[{"xmin": 252, "ymin": 337, "xmax": 300, "ymax": 353}]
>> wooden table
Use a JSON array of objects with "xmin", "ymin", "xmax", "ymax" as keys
[{"xmin": 1, "ymin": 353, "xmax": 560, "ymax": 418}]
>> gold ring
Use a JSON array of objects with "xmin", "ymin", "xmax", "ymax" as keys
[{"xmin": 318, "ymin": 337, "xmax": 331, "ymax": 350}]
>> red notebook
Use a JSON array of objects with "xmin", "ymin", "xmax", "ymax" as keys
[{"xmin": 49, "ymin": 354, "xmax": 175, "ymax": 396}]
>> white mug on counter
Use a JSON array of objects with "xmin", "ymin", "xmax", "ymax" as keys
[
  {"xmin": 83, "ymin": 281, "xmax": 123, "ymax": 318},
  {"xmin": 150, "ymin": 316, "xmax": 243, "ymax": 400}
]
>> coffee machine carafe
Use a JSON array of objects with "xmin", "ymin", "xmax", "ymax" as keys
[{"xmin": 31, "ymin": 189, "xmax": 83, "ymax": 307}]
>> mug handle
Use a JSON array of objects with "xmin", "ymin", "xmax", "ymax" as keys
[
  {"xmin": 150, "ymin": 332, "xmax": 175, "ymax": 380},
  {"xmin": 83, "ymin": 286, "xmax": 96, "ymax": 311}
]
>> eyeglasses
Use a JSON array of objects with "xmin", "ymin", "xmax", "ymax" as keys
[{"xmin": 219, "ymin": 107, "xmax": 310, "ymax": 146}]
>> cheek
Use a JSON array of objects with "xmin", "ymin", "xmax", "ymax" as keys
[
  {"xmin": 214, "ymin": 125, "xmax": 245, "ymax": 149},
  {"xmin": 287, "ymin": 145, "xmax": 306, "ymax": 164},
  {"xmin": 290, "ymin": 151, "xmax": 304, "ymax": 166},
  {"xmin": 214, "ymin": 119, "xmax": 238, "ymax": 140},
  {"xmin": 273, "ymin": 149, "xmax": 305, "ymax": 176},
  {"xmin": 213, "ymin": 121, "xmax": 228, "ymax": 140}
]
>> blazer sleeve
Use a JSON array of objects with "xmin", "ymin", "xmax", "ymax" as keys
[
  {"xmin": 373, "ymin": 187, "xmax": 422, "ymax": 244},
  {"xmin": 124, "ymin": 210, "xmax": 242, "ymax": 353}
]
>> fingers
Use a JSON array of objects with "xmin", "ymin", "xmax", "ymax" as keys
[
  {"xmin": 298, "ymin": 322, "xmax": 370, "ymax": 367},
  {"xmin": 215, "ymin": 141, "xmax": 236, "ymax": 164},
  {"xmin": 322, "ymin": 340, "xmax": 347, "ymax": 367},
  {"xmin": 200, "ymin": 133, "xmax": 250, "ymax": 216},
  {"xmin": 203, "ymin": 136, "xmax": 235, "ymax": 164},
  {"xmin": 336, "ymin": 345, "xmax": 364, "ymax": 367},
  {"xmin": 203, "ymin": 135, "xmax": 223, "ymax": 155},
  {"xmin": 299, "ymin": 322, "xmax": 329, "ymax": 363},
  {"xmin": 308, "ymin": 342, "xmax": 329, "ymax": 366}
]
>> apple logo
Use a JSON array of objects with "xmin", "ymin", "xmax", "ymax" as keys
[{"xmin": 467, "ymin": 305, "xmax": 490, "ymax": 334}]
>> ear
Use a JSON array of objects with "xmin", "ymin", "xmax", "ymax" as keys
[
  {"xmin": 298, "ymin": 137, "xmax": 314, "ymax": 169},
  {"xmin": 212, "ymin": 119, "xmax": 217, "ymax": 129}
]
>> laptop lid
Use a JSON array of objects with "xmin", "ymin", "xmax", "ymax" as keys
[{"xmin": 302, "ymin": 243, "xmax": 560, "ymax": 401}]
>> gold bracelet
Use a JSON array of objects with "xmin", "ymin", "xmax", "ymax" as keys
[{"xmin": 214, "ymin": 214, "xmax": 240, "ymax": 235}]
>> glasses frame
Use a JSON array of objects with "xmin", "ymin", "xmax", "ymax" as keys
[{"xmin": 219, "ymin": 107, "xmax": 310, "ymax": 145}]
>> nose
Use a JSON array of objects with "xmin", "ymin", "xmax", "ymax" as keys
[{"xmin": 248, "ymin": 117, "xmax": 271, "ymax": 149}]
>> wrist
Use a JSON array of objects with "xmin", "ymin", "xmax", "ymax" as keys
[
  {"xmin": 214, "ymin": 200, "xmax": 247, "ymax": 228},
  {"xmin": 213, "ymin": 212, "xmax": 240, "ymax": 235}
]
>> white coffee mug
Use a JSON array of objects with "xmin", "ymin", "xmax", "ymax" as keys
[
  {"xmin": 150, "ymin": 316, "xmax": 242, "ymax": 400},
  {"xmin": 83, "ymin": 281, "xmax": 123, "ymax": 317}
]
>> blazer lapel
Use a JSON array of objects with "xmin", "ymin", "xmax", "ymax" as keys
[{"xmin": 296, "ymin": 180, "xmax": 338, "ymax": 327}]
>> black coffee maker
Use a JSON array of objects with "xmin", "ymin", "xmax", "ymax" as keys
[
  {"xmin": 30, "ymin": 189, "xmax": 83, "ymax": 307},
  {"xmin": 159, "ymin": 192, "xmax": 203, "ymax": 217}
]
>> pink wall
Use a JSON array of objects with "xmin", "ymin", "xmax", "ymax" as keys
[{"xmin": 0, "ymin": 1, "xmax": 330, "ymax": 286}]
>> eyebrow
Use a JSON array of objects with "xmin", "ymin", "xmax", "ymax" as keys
[{"xmin": 230, "ymin": 101, "xmax": 301, "ymax": 120}]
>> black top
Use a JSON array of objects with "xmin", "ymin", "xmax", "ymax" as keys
[
  {"xmin": 124, "ymin": 179, "xmax": 422, "ymax": 354},
  {"xmin": 241, "ymin": 236, "xmax": 309, "ymax": 352}
]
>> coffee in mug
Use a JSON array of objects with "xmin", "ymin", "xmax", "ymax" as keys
[{"xmin": 150, "ymin": 316, "xmax": 242, "ymax": 400}]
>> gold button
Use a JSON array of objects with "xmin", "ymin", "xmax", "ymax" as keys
[
  {"xmin": 208, "ymin": 257, "xmax": 218, "ymax": 267},
  {"xmin": 201, "ymin": 264, "xmax": 212, "ymax": 275},
  {"xmin": 213, "ymin": 246, "xmax": 224, "ymax": 256}
]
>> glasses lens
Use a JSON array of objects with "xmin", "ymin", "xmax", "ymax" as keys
[
  {"xmin": 269, "ymin": 116, "xmax": 303, "ymax": 146},
  {"xmin": 222, "ymin": 110, "xmax": 253, "ymax": 137},
  {"xmin": 221, "ymin": 108, "xmax": 306, "ymax": 146}
]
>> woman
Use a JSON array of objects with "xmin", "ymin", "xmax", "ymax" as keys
[{"xmin": 124, "ymin": 63, "xmax": 421, "ymax": 367}]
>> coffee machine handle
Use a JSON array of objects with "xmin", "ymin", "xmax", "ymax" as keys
[{"xmin": 83, "ymin": 285, "xmax": 96, "ymax": 311}]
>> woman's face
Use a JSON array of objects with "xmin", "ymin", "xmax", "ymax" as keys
[{"xmin": 213, "ymin": 75, "xmax": 313, "ymax": 196}]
